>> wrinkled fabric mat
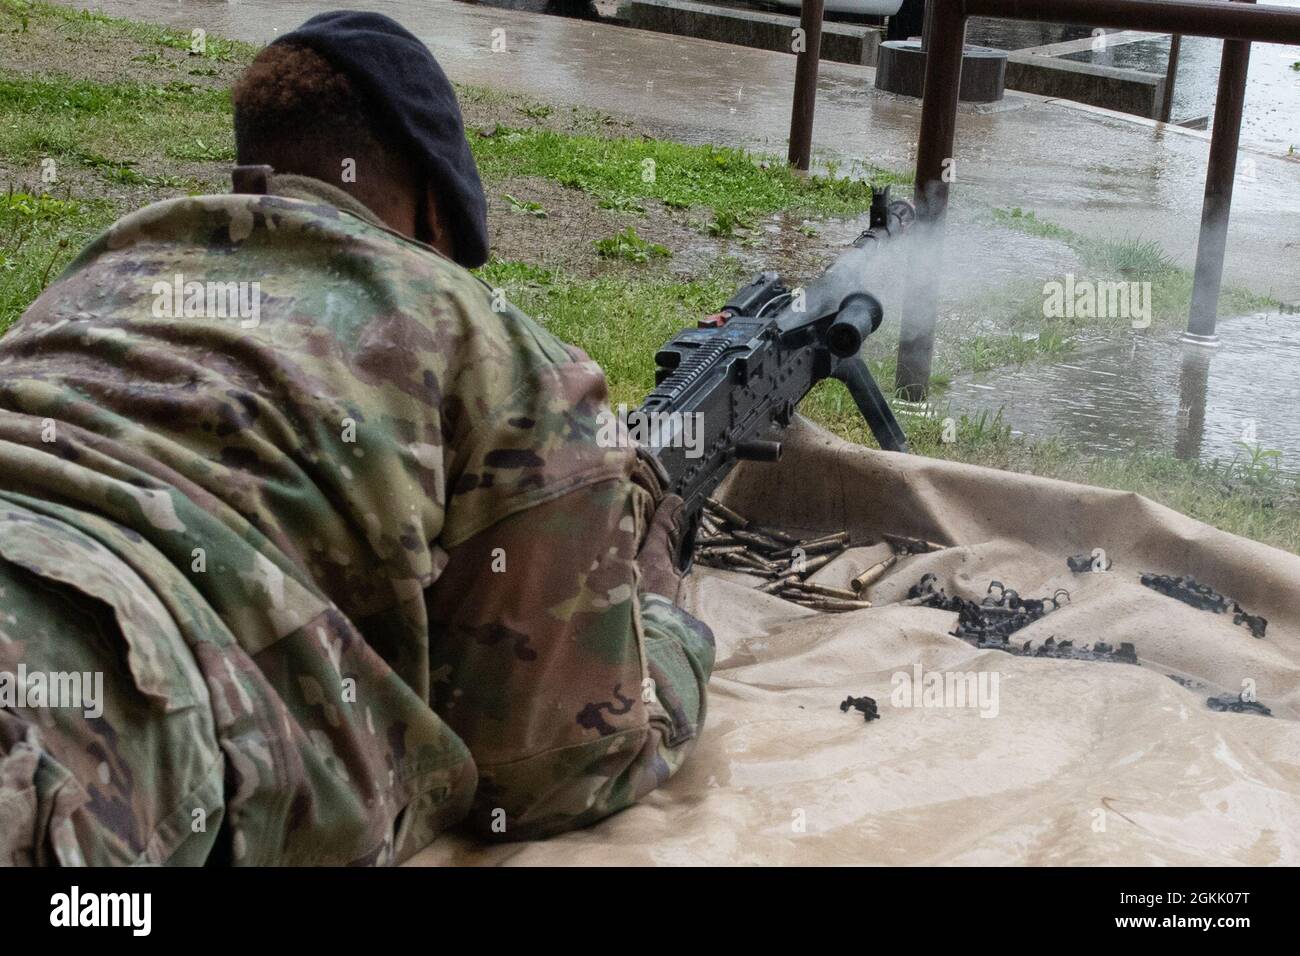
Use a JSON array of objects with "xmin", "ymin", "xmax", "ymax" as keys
[{"xmin": 408, "ymin": 420, "xmax": 1300, "ymax": 865}]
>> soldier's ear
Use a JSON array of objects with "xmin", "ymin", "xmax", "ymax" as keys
[{"xmin": 419, "ymin": 184, "xmax": 456, "ymax": 260}]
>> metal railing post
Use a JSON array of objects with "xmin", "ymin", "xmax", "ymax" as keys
[
  {"xmin": 788, "ymin": 0, "xmax": 827, "ymax": 171},
  {"xmin": 1185, "ymin": 0, "xmax": 1255, "ymax": 345},
  {"xmin": 1160, "ymin": 33, "xmax": 1182, "ymax": 123},
  {"xmin": 895, "ymin": 0, "xmax": 967, "ymax": 402}
]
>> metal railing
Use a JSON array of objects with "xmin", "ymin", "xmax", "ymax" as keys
[
  {"xmin": 788, "ymin": 0, "xmax": 828, "ymax": 170},
  {"xmin": 894, "ymin": 0, "xmax": 1300, "ymax": 400}
]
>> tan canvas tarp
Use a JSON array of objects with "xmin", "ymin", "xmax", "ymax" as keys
[{"xmin": 408, "ymin": 420, "xmax": 1300, "ymax": 866}]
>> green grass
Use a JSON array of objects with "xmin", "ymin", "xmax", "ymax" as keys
[
  {"xmin": 472, "ymin": 126, "xmax": 908, "ymax": 219},
  {"xmin": 0, "ymin": 74, "xmax": 235, "ymax": 183},
  {"xmin": 0, "ymin": 68, "xmax": 234, "ymax": 334},
  {"xmin": 1084, "ymin": 235, "xmax": 1172, "ymax": 277},
  {"xmin": 502, "ymin": 193, "xmax": 547, "ymax": 218},
  {"xmin": 706, "ymin": 209, "xmax": 754, "ymax": 238},
  {"xmin": 165, "ymin": 137, "xmax": 236, "ymax": 163},
  {"xmin": 478, "ymin": 259, "xmax": 733, "ymax": 408},
  {"xmin": 0, "ymin": 1, "xmax": 247, "ymax": 182},
  {"xmin": 1, "ymin": 0, "xmax": 256, "ymax": 61}
]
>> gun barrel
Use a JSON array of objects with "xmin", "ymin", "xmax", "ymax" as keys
[{"xmin": 826, "ymin": 292, "xmax": 884, "ymax": 358}]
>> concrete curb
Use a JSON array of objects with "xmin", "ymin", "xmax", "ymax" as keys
[{"xmin": 627, "ymin": 0, "xmax": 883, "ymax": 66}]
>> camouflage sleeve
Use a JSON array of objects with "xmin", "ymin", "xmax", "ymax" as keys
[{"xmin": 423, "ymin": 476, "xmax": 715, "ymax": 840}]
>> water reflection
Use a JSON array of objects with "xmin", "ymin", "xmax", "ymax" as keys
[
  {"xmin": 950, "ymin": 311, "xmax": 1300, "ymax": 471},
  {"xmin": 1174, "ymin": 345, "xmax": 1211, "ymax": 462}
]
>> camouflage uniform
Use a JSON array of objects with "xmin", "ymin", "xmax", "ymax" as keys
[{"xmin": 0, "ymin": 176, "xmax": 715, "ymax": 865}]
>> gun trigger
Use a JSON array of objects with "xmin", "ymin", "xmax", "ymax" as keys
[{"xmin": 699, "ymin": 311, "xmax": 730, "ymax": 329}]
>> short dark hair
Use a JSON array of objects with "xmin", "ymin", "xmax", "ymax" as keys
[{"xmin": 231, "ymin": 43, "xmax": 402, "ymax": 174}]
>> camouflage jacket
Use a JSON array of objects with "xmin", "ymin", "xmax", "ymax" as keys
[{"xmin": 0, "ymin": 176, "xmax": 715, "ymax": 865}]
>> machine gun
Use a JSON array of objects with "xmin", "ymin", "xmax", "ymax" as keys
[{"xmin": 634, "ymin": 187, "xmax": 914, "ymax": 564}]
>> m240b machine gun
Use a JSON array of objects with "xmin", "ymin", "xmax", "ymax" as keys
[{"xmin": 635, "ymin": 187, "xmax": 915, "ymax": 560}]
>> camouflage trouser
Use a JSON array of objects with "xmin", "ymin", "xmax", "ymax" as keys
[{"xmin": 0, "ymin": 555, "xmax": 225, "ymax": 865}]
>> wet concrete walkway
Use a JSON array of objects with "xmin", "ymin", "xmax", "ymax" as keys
[{"xmin": 71, "ymin": 0, "xmax": 1300, "ymax": 302}]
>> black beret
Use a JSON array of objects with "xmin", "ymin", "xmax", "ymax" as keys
[{"xmin": 272, "ymin": 10, "xmax": 489, "ymax": 267}]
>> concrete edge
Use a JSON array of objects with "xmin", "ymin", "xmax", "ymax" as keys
[
  {"xmin": 1015, "ymin": 30, "xmax": 1165, "ymax": 58},
  {"xmin": 1041, "ymin": 97, "xmax": 1300, "ymax": 164}
]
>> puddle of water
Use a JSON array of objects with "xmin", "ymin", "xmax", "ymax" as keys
[{"xmin": 947, "ymin": 311, "xmax": 1300, "ymax": 470}]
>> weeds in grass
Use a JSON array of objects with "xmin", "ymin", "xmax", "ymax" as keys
[
  {"xmin": 959, "ymin": 326, "xmax": 1073, "ymax": 372},
  {"xmin": 597, "ymin": 194, "xmax": 646, "ymax": 214},
  {"xmin": 1, "ymin": 0, "xmax": 256, "ymax": 61},
  {"xmin": 706, "ymin": 209, "xmax": 753, "ymax": 238},
  {"xmin": 503, "ymin": 193, "xmax": 547, "ymax": 218},
  {"xmin": 477, "ymin": 258, "xmax": 563, "ymax": 289},
  {"xmin": 3, "ymin": 0, "xmax": 28, "ymax": 30},
  {"xmin": 1081, "ymin": 236, "xmax": 1174, "ymax": 278},
  {"xmin": 478, "ymin": 261, "xmax": 734, "ymax": 406},
  {"xmin": 994, "ymin": 207, "xmax": 1073, "ymax": 242},
  {"xmin": 0, "ymin": 75, "xmax": 229, "ymax": 116},
  {"xmin": 0, "ymin": 74, "xmax": 234, "ymax": 192},
  {"xmin": 165, "ymin": 137, "xmax": 235, "ymax": 162},
  {"xmin": 515, "ymin": 103, "xmax": 553, "ymax": 120},
  {"xmin": 593, "ymin": 227, "xmax": 671, "ymax": 263},
  {"xmin": 152, "ymin": 26, "xmax": 245, "ymax": 62},
  {"xmin": 1209, "ymin": 441, "xmax": 1289, "ymax": 490}
]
